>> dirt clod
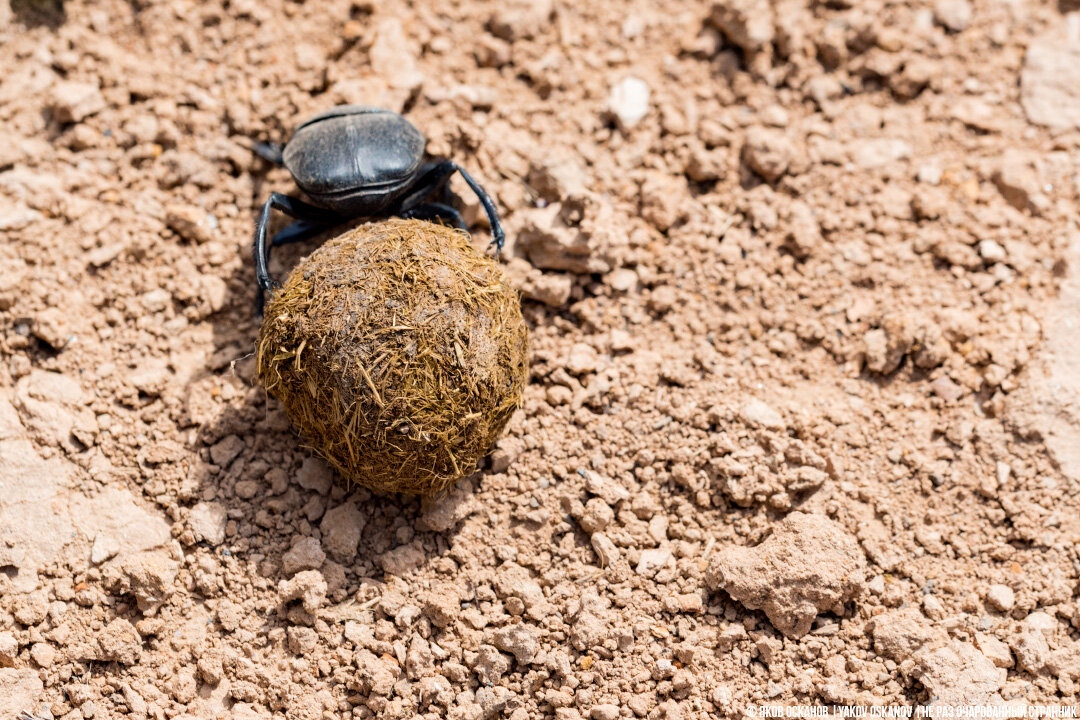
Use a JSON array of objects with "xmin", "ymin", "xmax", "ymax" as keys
[{"xmin": 706, "ymin": 512, "xmax": 866, "ymax": 638}]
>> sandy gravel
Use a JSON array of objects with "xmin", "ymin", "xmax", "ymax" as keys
[{"xmin": 1, "ymin": 0, "xmax": 1079, "ymax": 718}]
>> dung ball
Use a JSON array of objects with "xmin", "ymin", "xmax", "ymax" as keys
[{"xmin": 257, "ymin": 219, "xmax": 529, "ymax": 495}]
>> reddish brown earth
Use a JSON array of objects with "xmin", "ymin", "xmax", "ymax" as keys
[{"xmin": 1, "ymin": 0, "xmax": 1079, "ymax": 718}]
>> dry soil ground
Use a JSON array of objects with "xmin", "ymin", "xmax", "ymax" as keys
[{"xmin": 1, "ymin": 0, "xmax": 1080, "ymax": 718}]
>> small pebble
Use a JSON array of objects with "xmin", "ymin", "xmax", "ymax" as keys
[
  {"xmin": 608, "ymin": 77, "xmax": 650, "ymax": 130},
  {"xmin": 978, "ymin": 239, "xmax": 1007, "ymax": 263},
  {"xmin": 985, "ymin": 584, "xmax": 1015, "ymax": 612}
]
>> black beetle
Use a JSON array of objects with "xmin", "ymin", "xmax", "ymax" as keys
[{"xmin": 252, "ymin": 105, "xmax": 505, "ymax": 311}]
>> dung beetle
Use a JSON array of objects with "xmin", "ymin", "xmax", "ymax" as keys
[{"xmin": 252, "ymin": 105, "xmax": 505, "ymax": 311}]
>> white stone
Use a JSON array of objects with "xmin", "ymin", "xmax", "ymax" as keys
[
  {"xmin": 740, "ymin": 398, "xmax": 785, "ymax": 430},
  {"xmin": 933, "ymin": 0, "xmax": 971, "ymax": 32},
  {"xmin": 974, "ymin": 633, "xmax": 1013, "ymax": 668},
  {"xmin": 985, "ymin": 584, "xmax": 1014, "ymax": 612},
  {"xmin": 566, "ymin": 343, "xmax": 599, "ymax": 375},
  {"xmin": 917, "ymin": 164, "xmax": 943, "ymax": 185},
  {"xmin": 712, "ymin": 684, "xmax": 734, "ymax": 706},
  {"xmin": 635, "ymin": 547, "xmax": 673, "ymax": 578},
  {"xmin": 606, "ymin": 268, "xmax": 639, "ymax": 292},
  {"xmin": 583, "ymin": 470, "xmax": 630, "ymax": 505},
  {"xmin": 1021, "ymin": 31, "xmax": 1080, "ymax": 130},
  {"xmin": 591, "ymin": 532, "xmax": 619, "ymax": 567},
  {"xmin": 489, "ymin": 624, "xmax": 539, "ymax": 664},
  {"xmin": 0, "ymin": 632, "xmax": 17, "ymax": 667},
  {"xmin": 189, "ymin": 502, "xmax": 227, "ymax": 546},
  {"xmin": 978, "ymin": 239, "xmax": 1006, "ymax": 263},
  {"xmin": 50, "ymin": 81, "xmax": 106, "ymax": 123},
  {"xmin": 608, "ymin": 77, "xmax": 650, "ymax": 130},
  {"xmin": 91, "ymin": 533, "xmax": 121, "ymax": 564},
  {"xmin": 1023, "ymin": 611, "xmax": 1058, "ymax": 635}
]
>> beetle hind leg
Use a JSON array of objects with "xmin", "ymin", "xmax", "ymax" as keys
[{"xmin": 402, "ymin": 202, "xmax": 467, "ymax": 231}]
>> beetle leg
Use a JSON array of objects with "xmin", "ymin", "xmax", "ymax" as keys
[
  {"xmin": 413, "ymin": 162, "xmax": 457, "ymax": 205},
  {"xmin": 450, "ymin": 163, "xmax": 506, "ymax": 254},
  {"xmin": 398, "ymin": 160, "xmax": 506, "ymax": 253},
  {"xmin": 253, "ymin": 192, "xmax": 342, "ymax": 313},
  {"xmin": 402, "ymin": 202, "xmax": 467, "ymax": 230},
  {"xmin": 252, "ymin": 141, "xmax": 285, "ymax": 165},
  {"xmin": 272, "ymin": 220, "xmax": 326, "ymax": 246},
  {"xmin": 397, "ymin": 161, "xmax": 458, "ymax": 211}
]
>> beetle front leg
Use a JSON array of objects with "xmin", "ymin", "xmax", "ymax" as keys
[
  {"xmin": 399, "ymin": 161, "xmax": 506, "ymax": 253},
  {"xmin": 450, "ymin": 163, "xmax": 506, "ymax": 254},
  {"xmin": 253, "ymin": 192, "xmax": 343, "ymax": 313}
]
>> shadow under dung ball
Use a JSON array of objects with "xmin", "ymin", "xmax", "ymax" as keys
[{"xmin": 257, "ymin": 219, "xmax": 529, "ymax": 495}]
